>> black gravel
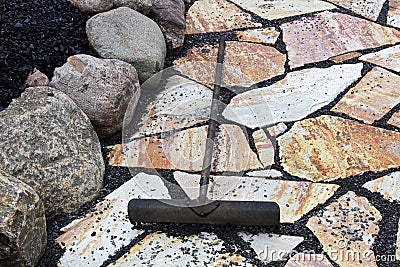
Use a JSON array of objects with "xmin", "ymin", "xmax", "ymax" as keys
[{"xmin": 3, "ymin": 0, "xmax": 400, "ymax": 267}]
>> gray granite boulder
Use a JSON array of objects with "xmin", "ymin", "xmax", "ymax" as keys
[
  {"xmin": 68, "ymin": 0, "xmax": 113, "ymax": 14},
  {"xmin": 86, "ymin": 7, "xmax": 166, "ymax": 83},
  {"xmin": 51, "ymin": 54, "xmax": 141, "ymax": 137},
  {"xmin": 149, "ymin": 0, "xmax": 186, "ymax": 54},
  {"xmin": 0, "ymin": 171, "xmax": 46, "ymax": 267},
  {"xmin": 114, "ymin": 0, "xmax": 154, "ymax": 14},
  {"xmin": 0, "ymin": 87, "xmax": 104, "ymax": 217}
]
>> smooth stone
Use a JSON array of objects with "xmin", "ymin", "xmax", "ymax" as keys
[
  {"xmin": 360, "ymin": 45, "xmax": 400, "ymax": 72},
  {"xmin": 86, "ymin": 7, "xmax": 166, "ymax": 83},
  {"xmin": 0, "ymin": 87, "xmax": 104, "ymax": 216},
  {"xmin": 326, "ymin": 0, "xmax": 386, "ymax": 21},
  {"xmin": 363, "ymin": 171, "xmax": 400, "ymax": 202},
  {"xmin": 388, "ymin": 0, "xmax": 400, "ymax": 28},
  {"xmin": 388, "ymin": 111, "xmax": 400, "ymax": 128},
  {"xmin": 67, "ymin": 0, "xmax": 113, "ymax": 13},
  {"xmin": 113, "ymin": 0, "xmax": 154, "ymax": 14},
  {"xmin": 236, "ymin": 28, "xmax": 280, "ymax": 45}
]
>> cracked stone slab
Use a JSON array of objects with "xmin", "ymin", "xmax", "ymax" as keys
[
  {"xmin": 229, "ymin": 0, "xmax": 335, "ymax": 20},
  {"xmin": 306, "ymin": 191, "xmax": 382, "ymax": 267},
  {"xmin": 332, "ymin": 67, "xmax": 400, "ymax": 124},
  {"xmin": 388, "ymin": 0, "xmax": 400, "ymax": 28},
  {"xmin": 108, "ymin": 124, "xmax": 263, "ymax": 172},
  {"xmin": 174, "ymin": 171, "xmax": 339, "ymax": 223},
  {"xmin": 57, "ymin": 173, "xmax": 170, "ymax": 267},
  {"xmin": 363, "ymin": 171, "xmax": 400, "ymax": 202},
  {"xmin": 282, "ymin": 11, "xmax": 400, "ymax": 68},
  {"xmin": 185, "ymin": 0, "xmax": 261, "ymax": 34},
  {"xmin": 236, "ymin": 28, "xmax": 280, "ymax": 45},
  {"xmin": 108, "ymin": 232, "xmax": 254, "ymax": 266},
  {"xmin": 329, "ymin": 52, "xmax": 362, "ymax": 63},
  {"xmin": 278, "ymin": 115, "xmax": 400, "ymax": 182},
  {"xmin": 238, "ymin": 232, "xmax": 304, "ymax": 263},
  {"xmin": 173, "ymin": 41, "xmax": 286, "ymax": 87},
  {"xmin": 253, "ymin": 129, "xmax": 275, "ymax": 167},
  {"xmin": 285, "ymin": 253, "xmax": 334, "ymax": 267},
  {"xmin": 388, "ymin": 111, "xmax": 400, "ymax": 128},
  {"xmin": 360, "ymin": 45, "xmax": 400, "ymax": 72},
  {"xmin": 326, "ymin": 0, "xmax": 386, "ymax": 21},
  {"xmin": 222, "ymin": 64, "xmax": 362, "ymax": 129},
  {"xmin": 132, "ymin": 75, "xmax": 212, "ymax": 138},
  {"xmin": 247, "ymin": 169, "xmax": 282, "ymax": 177}
]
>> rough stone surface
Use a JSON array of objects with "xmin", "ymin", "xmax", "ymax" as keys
[
  {"xmin": 51, "ymin": 54, "xmax": 140, "ymax": 137},
  {"xmin": 185, "ymin": 0, "xmax": 261, "ymax": 34},
  {"xmin": 306, "ymin": 191, "xmax": 382, "ymax": 267},
  {"xmin": 388, "ymin": 0, "xmax": 400, "ymax": 28},
  {"xmin": 0, "ymin": 171, "xmax": 46, "ymax": 267},
  {"xmin": 253, "ymin": 129, "xmax": 275, "ymax": 167},
  {"xmin": 332, "ymin": 67, "xmax": 400, "ymax": 124},
  {"xmin": 236, "ymin": 28, "xmax": 280, "ymax": 45},
  {"xmin": 223, "ymin": 64, "xmax": 362, "ymax": 128},
  {"xmin": 278, "ymin": 115, "xmax": 400, "ymax": 182},
  {"xmin": 326, "ymin": 0, "xmax": 386, "ymax": 20},
  {"xmin": 388, "ymin": 111, "xmax": 400, "ymax": 128},
  {"xmin": 282, "ymin": 11, "xmax": 400, "ymax": 68},
  {"xmin": 132, "ymin": 75, "xmax": 212, "ymax": 138},
  {"xmin": 57, "ymin": 173, "xmax": 170, "ymax": 267},
  {"xmin": 109, "ymin": 124, "xmax": 262, "ymax": 172},
  {"xmin": 174, "ymin": 172, "xmax": 339, "ymax": 223},
  {"xmin": 285, "ymin": 254, "xmax": 334, "ymax": 267},
  {"xmin": 114, "ymin": 0, "xmax": 154, "ymax": 14},
  {"xmin": 149, "ymin": 0, "xmax": 185, "ymax": 54},
  {"xmin": 229, "ymin": 0, "xmax": 335, "ymax": 20},
  {"xmin": 238, "ymin": 232, "xmax": 304, "ymax": 263},
  {"xmin": 67, "ymin": 0, "xmax": 113, "ymax": 13},
  {"xmin": 363, "ymin": 171, "xmax": 400, "ymax": 202},
  {"xmin": 108, "ymin": 232, "xmax": 254, "ymax": 266},
  {"xmin": 360, "ymin": 45, "xmax": 400, "ymax": 72},
  {"xmin": 25, "ymin": 68, "xmax": 49, "ymax": 87},
  {"xmin": 0, "ymin": 87, "xmax": 104, "ymax": 216},
  {"xmin": 86, "ymin": 7, "xmax": 166, "ymax": 83},
  {"xmin": 174, "ymin": 41, "xmax": 286, "ymax": 87}
]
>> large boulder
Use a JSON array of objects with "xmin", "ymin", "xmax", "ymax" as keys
[
  {"xmin": 0, "ymin": 87, "xmax": 104, "ymax": 217},
  {"xmin": 0, "ymin": 171, "xmax": 46, "ymax": 267},
  {"xmin": 86, "ymin": 7, "xmax": 166, "ymax": 83},
  {"xmin": 114, "ymin": 0, "xmax": 154, "ymax": 14},
  {"xmin": 51, "ymin": 54, "xmax": 141, "ymax": 137},
  {"xmin": 149, "ymin": 0, "xmax": 186, "ymax": 55}
]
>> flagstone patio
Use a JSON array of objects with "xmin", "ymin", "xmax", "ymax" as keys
[{"xmin": 56, "ymin": 1, "xmax": 400, "ymax": 266}]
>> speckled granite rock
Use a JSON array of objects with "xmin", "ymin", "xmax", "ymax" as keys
[
  {"xmin": 0, "ymin": 171, "xmax": 46, "ymax": 267},
  {"xmin": 51, "ymin": 54, "xmax": 140, "ymax": 137},
  {"xmin": 86, "ymin": 7, "xmax": 166, "ymax": 83},
  {"xmin": 149, "ymin": 0, "xmax": 185, "ymax": 54},
  {"xmin": 0, "ymin": 87, "xmax": 104, "ymax": 217},
  {"xmin": 67, "ymin": 0, "xmax": 113, "ymax": 13},
  {"xmin": 114, "ymin": 0, "xmax": 154, "ymax": 14},
  {"xmin": 25, "ymin": 68, "xmax": 49, "ymax": 87}
]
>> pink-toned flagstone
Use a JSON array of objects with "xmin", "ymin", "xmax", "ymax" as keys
[
  {"xmin": 326, "ymin": 0, "xmax": 386, "ymax": 21},
  {"xmin": 388, "ymin": 111, "xmax": 400, "ymax": 128}
]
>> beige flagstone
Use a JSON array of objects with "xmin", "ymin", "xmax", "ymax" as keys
[
  {"xmin": 266, "ymin": 122, "xmax": 288, "ymax": 136},
  {"xmin": 329, "ymin": 52, "xmax": 362, "ymax": 63},
  {"xmin": 236, "ymin": 28, "xmax": 280, "ymax": 45},
  {"xmin": 388, "ymin": 0, "xmax": 400, "ymax": 28},
  {"xmin": 332, "ymin": 67, "xmax": 400, "ymax": 124},
  {"xmin": 282, "ymin": 11, "xmax": 400, "ymax": 68},
  {"xmin": 326, "ymin": 0, "xmax": 386, "ymax": 21},
  {"xmin": 253, "ymin": 129, "xmax": 274, "ymax": 167},
  {"xmin": 285, "ymin": 253, "xmax": 334, "ymax": 267},
  {"xmin": 363, "ymin": 171, "xmax": 400, "ymax": 202},
  {"xmin": 388, "ymin": 111, "xmax": 400, "ymax": 128},
  {"xmin": 108, "ymin": 232, "xmax": 254, "ymax": 266},
  {"xmin": 360, "ymin": 45, "xmax": 400, "ymax": 72},
  {"xmin": 247, "ymin": 169, "xmax": 282, "ymax": 177},
  {"xmin": 306, "ymin": 191, "xmax": 382, "ymax": 267},
  {"xmin": 57, "ymin": 173, "xmax": 170, "ymax": 267},
  {"xmin": 278, "ymin": 115, "xmax": 400, "ymax": 182},
  {"xmin": 222, "ymin": 64, "xmax": 363, "ymax": 129},
  {"xmin": 108, "ymin": 124, "xmax": 262, "ymax": 172},
  {"xmin": 229, "ymin": 0, "xmax": 335, "ymax": 20},
  {"xmin": 185, "ymin": 0, "xmax": 261, "ymax": 34},
  {"xmin": 173, "ymin": 41, "xmax": 286, "ymax": 87},
  {"xmin": 238, "ymin": 232, "xmax": 304, "ymax": 263},
  {"xmin": 173, "ymin": 171, "xmax": 339, "ymax": 223},
  {"xmin": 132, "ymin": 75, "xmax": 212, "ymax": 138}
]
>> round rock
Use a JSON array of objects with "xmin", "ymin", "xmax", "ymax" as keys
[
  {"xmin": 0, "ymin": 171, "xmax": 47, "ymax": 267},
  {"xmin": 114, "ymin": 0, "xmax": 154, "ymax": 14},
  {"xmin": 0, "ymin": 87, "xmax": 104, "ymax": 217},
  {"xmin": 51, "ymin": 54, "xmax": 141, "ymax": 137},
  {"xmin": 67, "ymin": 0, "xmax": 113, "ymax": 13},
  {"xmin": 86, "ymin": 7, "xmax": 166, "ymax": 83}
]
